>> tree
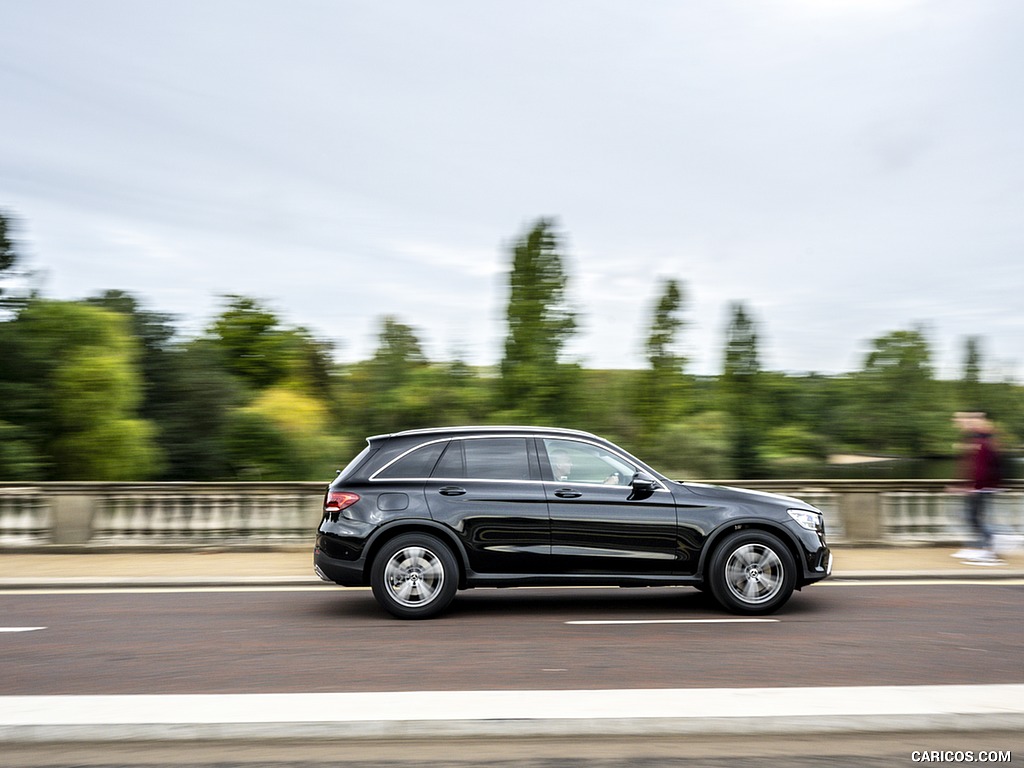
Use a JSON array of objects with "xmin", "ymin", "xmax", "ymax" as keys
[
  {"xmin": 0, "ymin": 420, "xmax": 42, "ymax": 479},
  {"xmin": 720, "ymin": 302, "xmax": 767, "ymax": 477},
  {"xmin": 847, "ymin": 327, "xmax": 949, "ymax": 456},
  {"xmin": 344, "ymin": 316, "xmax": 430, "ymax": 435},
  {"xmin": 86, "ymin": 290, "xmax": 178, "ymax": 421},
  {"xmin": 209, "ymin": 295, "xmax": 336, "ymax": 396},
  {"xmin": 0, "ymin": 211, "xmax": 17, "ymax": 276},
  {"xmin": 209, "ymin": 296, "xmax": 292, "ymax": 388},
  {"xmin": 152, "ymin": 340, "xmax": 243, "ymax": 479},
  {"xmin": 371, "ymin": 315, "xmax": 426, "ymax": 372},
  {"xmin": 0, "ymin": 210, "xmax": 27, "ymax": 314},
  {"xmin": 959, "ymin": 336, "xmax": 984, "ymax": 411},
  {"xmin": 227, "ymin": 387, "xmax": 348, "ymax": 479},
  {"xmin": 637, "ymin": 278, "xmax": 688, "ymax": 433},
  {"xmin": 0, "ymin": 300, "xmax": 161, "ymax": 479},
  {"xmin": 499, "ymin": 219, "xmax": 578, "ymax": 421}
]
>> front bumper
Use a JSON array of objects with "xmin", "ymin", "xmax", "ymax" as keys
[{"xmin": 801, "ymin": 543, "xmax": 832, "ymax": 586}]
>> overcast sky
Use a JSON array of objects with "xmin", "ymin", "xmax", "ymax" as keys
[{"xmin": 1, "ymin": 0, "xmax": 1021, "ymax": 377}]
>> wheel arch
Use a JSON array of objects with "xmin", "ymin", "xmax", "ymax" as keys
[
  {"xmin": 699, "ymin": 520, "xmax": 805, "ymax": 586},
  {"xmin": 362, "ymin": 520, "xmax": 469, "ymax": 588}
]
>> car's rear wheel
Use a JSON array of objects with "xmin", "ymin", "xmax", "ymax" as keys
[
  {"xmin": 708, "ymin": 530, "xmax": 795, "ymax": 615},
  {"xmin": 370, "ymin": 533, "xmax": 459, "ymax": 619}
]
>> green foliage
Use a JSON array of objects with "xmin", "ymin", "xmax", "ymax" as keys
[
  {"xmin": 0, "ymin": 211, "xmax": 15, "ymax": 274},
  {"xmin": 209, "ymin": 295, "xmax": 333, "ymax": 391},
  {"xmin": 0, "ymin": 210, "xmax": 19, "ymax": 309},
  {"xmin": 845, "ymin": 327, "xmax": 951, "ymax": 456},
  {"xmin": 226, "ymin": 388, "xmax": 348, "ymax": 480},
  {"xmin": 762, "ymin": 425, "xmax": 830, "ymax": 460},
  {"xmin": 636, "ymin": 279, "xmax": 689, "ymax": 435},
  {"xmin": 645, "ymin": 412, "xmax": 733, "ymax": 480},
  {"xmin": 52, "ymin": 418, "xmax": 161, "ymax": 481},
  {"xmin": 0, "ymin": 209, "xmax": 28, "ymax": 315},
  {"xmin": 0, "ymin": 299, "xmax": 162, "ymax": 479},
  {"xmin": 500, "ymin": 219, "xmax": 579, "ymax": 421},
  {"xmin": 960, "ymin": 336, "xmax": 983, "ymax": 410},
  {"xmin": 0, "ymin": 420, "xmax": 42, "ymax": 479},
  {"xmin": 224, "ymin": 409, "xmax": 296, "ymax": 480},
  {"xmin": 1, "ymin": 209, "xmax": 1023, "ymax": 481},
  {"xmin": 720, "ymin": 302, "xmax": 768, "ymax": 478},
  {"xmin": 154, "ymin": 340, "xmax": 244, "ymax": 480}
]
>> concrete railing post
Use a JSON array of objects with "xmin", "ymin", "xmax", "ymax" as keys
[
  {"xmin": 50, "ymin": 493, "xmax": 97, "ymax": 546},
  {"xmin": 838, "ymin": 491, "xmax": 882, "ymax": 545}
]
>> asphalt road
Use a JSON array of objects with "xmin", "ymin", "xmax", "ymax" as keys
[{"xmin": 2, "ymin": 581, "xmax": 1023, "ymax": 695}]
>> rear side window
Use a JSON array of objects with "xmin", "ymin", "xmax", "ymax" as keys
[
  {"xmin": 432, "ymin": 438, "xmax": 531, "ymax": 481},
  {"xmin": 337, "ymin": 445, "xmax": 374, "ymax": 481},
  {"xmin": 376, "ymin": 441, "xmax": 447, "ymax": 479}
]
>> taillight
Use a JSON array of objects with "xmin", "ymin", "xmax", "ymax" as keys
[{"xmin": 324, "ymin": 491, "xmax": 360, "ymax": 515}]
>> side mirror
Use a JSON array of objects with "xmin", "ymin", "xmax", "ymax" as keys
[{"xmin": 628, "ymin": 472, "xmax": 658, "ymax": 500}]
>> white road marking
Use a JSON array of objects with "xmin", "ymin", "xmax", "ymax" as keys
[
  {"xmin": 822, "ymin": 578, "xmax": 1024, "ymax": 586},
  {"xmin": 0, "ymin": 627, "xmax": 46, "ymax": 632},
  {"xmin": 0, "ymin": 586, "xmax": 355, "ymax": 595},
  {"xmin": 566, "ymin": 618, "xmax": 778, "ymax": 625}
]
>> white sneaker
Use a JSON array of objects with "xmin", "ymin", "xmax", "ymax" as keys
[
  {"xmin": 953, "ymin": 549, "xmax": 984, "ymax": 559},
  {"xmin": 966, "ymin": 552, "xmax": 1005, "ymax": 566}
]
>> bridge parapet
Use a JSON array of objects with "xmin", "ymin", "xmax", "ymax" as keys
[{"xmin": 0, "ymin": 480, "xmax": 1021, "ymax": 550}]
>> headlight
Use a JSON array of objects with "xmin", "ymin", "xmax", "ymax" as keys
[{"xmin": 788, "ymin": 509, "xmax": 823, "ymax": 531}]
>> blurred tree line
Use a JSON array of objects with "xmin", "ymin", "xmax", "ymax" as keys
[{"xmin": 0, "ymin": 211, "xmax": 1021, "ymax": 481}]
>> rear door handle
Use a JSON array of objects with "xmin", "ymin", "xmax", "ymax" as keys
[
  {"xmin": 554, "ymin": 488, "xmax": 583, "ymax": 499},
  {"xmin": 439, "ymin": 486, "xmax": 467, "ymax": 497}
]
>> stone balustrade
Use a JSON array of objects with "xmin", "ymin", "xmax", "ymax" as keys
[
  {"xmin": 0, "ymin": 480, "xmax": 1021, "ymax": 550},
  {"xmin": 0, "ymin": 482, "xmax": 326, "ymax": 549}
]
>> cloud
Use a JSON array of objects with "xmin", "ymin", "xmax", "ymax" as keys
[{"xmin": 1, "ymin": 0, "xmax": 1022, "ymax": 379}]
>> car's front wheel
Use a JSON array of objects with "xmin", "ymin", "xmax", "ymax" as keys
[
  {"xmin": 370, "ymin": 533, "xmax": 459, "ymax": 619},
  {"xmin": 708, "ymin": 530, "xmax": 795, "ymax": 615}
]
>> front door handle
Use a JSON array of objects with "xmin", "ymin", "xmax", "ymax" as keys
[
  {"xmin": 439, "ymin": 486, "xmax": 467, "ymax": 497},
  {"xmin": 554, "ymin": 488, "xmax": 583, "ymax": 499}
]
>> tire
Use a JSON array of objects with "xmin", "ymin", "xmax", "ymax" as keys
[
  {"xmin": 370, "ymin": 533, "xmax": 459, "ymax": 619},
  {"xmin": 708, "ymin": 530, "xmax": 796, "ymax": 615}
]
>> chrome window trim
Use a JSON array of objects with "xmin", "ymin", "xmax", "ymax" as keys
[
  {"xmin": 369, "ymin": 437, "xmax": 451, "ymax": 481},
  {"xmin": 368, "ymin": 434, "xmax": 671, "ymax": 493},
  {"xmin": 370, "ymin": 434, "xmax": 532, "ymax": 482},
  {"xmin": 367, "ymin": 432, "xmax": 669, "ymax": 492}
]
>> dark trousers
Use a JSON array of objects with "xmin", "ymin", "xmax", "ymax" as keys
[{"xmin": 966, "ymin": 491, "xmax": 993, "ymax": 550}]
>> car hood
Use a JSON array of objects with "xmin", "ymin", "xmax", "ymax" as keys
[{"xmin": 674, "ymin": 481, "xmax": 811, "ymax": 510}]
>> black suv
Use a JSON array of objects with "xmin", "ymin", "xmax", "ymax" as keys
[{"xmin": 314, "ymin": 426, "xmax": 832, "ymax": 619}]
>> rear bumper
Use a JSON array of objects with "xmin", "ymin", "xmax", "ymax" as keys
[{"xmin": 313, "ymin": 546, "xmax": 367, "ymax": 587}]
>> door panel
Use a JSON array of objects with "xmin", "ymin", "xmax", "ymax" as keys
[
  {"xmin": 539, "ymin": 437, "xmax": 681, "ymax": 574},
  {"xmin": 546, "ymin": 483, "xmax": 680, "ymax": 574},
  {"xmin": 425, "ymin": 437, "xmax": 549, "ymax": 574}
]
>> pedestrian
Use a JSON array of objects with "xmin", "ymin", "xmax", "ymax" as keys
[{"xmin": 951, "ymin": 412, "xmax": 1005, "ymax": 566}]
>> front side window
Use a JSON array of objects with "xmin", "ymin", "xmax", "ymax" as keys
[
  {"xmin": 432, "ymin": 438, "xmax": 532, "ymax": 481},
  {"xmin": 543, "ymin": 439, "xmax": 635, "ymax": 486}
]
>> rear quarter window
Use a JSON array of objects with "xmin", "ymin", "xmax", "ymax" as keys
[
  {"xmin": 337, "ymin": 445, "xmax": 375, "ymax": 481},
  {"xmin": 375, "ymin": 441, "xmax": 447, "ymax": 479}
]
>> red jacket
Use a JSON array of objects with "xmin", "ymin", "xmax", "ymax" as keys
[{"xmin": 969, "ymin": 437, "xmax": 1001, "ymax": 490}]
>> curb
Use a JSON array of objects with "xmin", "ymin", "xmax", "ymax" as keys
[
  {"xmin": 829, "ymin": 569, "xmax": 1024, "ymax": 581},
  {"xmin": 3, "ymin": 685, "xmax": 1023, "ymax": 742}
]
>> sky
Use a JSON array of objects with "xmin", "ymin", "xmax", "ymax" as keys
[{"xmin": 1, "ymin": 0, "xmax": 1022, "ymax": 378}]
